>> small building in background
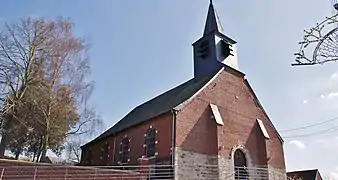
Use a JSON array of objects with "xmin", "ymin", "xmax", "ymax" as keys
[
  {"xmin": 40, "ymin": 156, "xmax": 77, "ymax": 165},
  {"xmin": 287, "ymin": 169, "xmax": 323, "ymax": 180}
]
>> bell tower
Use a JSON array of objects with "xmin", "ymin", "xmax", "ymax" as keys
[{"xmin": 193, "ymin": 0, "xmax": 239, "ymax": 79}]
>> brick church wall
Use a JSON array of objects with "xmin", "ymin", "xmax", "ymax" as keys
[
  {"xmin": 81, "ymin": 112, "xmax": 173, "ymax": 166},
  {"xmin": 175, "ymin": 68, "xmax": 286, "ymax": 179}
]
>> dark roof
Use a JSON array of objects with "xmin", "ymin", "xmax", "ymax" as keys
[
  {"xmin": 83, "ymin": 63, "xmax": 284, "ymax": 148},
  {"xmin": 83, "ymin": 75, "xmax": 214, "ymax": 147},
  {"xmin": 287, "ymin": 169, "xmax": 320, "ymax": 180}
]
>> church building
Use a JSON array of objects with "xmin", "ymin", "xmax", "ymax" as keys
[{"xmin": 80, "ymin": 1, "xmax": 286, "ymax": 179}]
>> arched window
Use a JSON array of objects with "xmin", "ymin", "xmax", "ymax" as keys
[
  {"xmin": 234, "ymin": 149, "xmax": 248, "ymax": 180},
  {"xmin": 234, "ymin": 149, "xmax": 246, "ymax": 167},
  {"xmin": 119, "ymin": 137, "xmax": 130, "ymax": 163},
  {"xmin": 145, "ymin": 129, "xmax": 156, "ymax": 157}
]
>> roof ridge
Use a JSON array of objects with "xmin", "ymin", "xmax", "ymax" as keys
[{"xmin": 132, "ymin": 78, "xmax": 195, "ymax": 110}]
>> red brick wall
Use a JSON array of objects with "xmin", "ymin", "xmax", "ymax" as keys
[
  {"xmin": 175, "ymin": 68, "xmax": 285, "ymax": 169},
  {"xmin": 175, "ymin": 97, "xmax": 218, "ymax": 156},
  {"xmin": 82, "ymin": 112, "xmax": 173, "ymax": 166}
]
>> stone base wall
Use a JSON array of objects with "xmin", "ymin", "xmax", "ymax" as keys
[
  {"xmin": 268, "ymin": 165, "xmax": 287, "ymax": 180},
  {"xmin": 218, "ymin": 156, "xmax": 233, "ymax": 179},
  {"xmin": 174, "ymin": 148, "xmax": 218, "ymax": 180},
  {"xmin": 174, "ymin": 148, "xmax": 287, "ymax": 180}
]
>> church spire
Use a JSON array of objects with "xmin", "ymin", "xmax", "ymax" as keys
[
  {"xmin": 204, "ymin": 0, "xmax": 224, "ymax": 36},
  {"xmin": 192, "ymin": 1, "xmax": 239, "ymax": 79}
]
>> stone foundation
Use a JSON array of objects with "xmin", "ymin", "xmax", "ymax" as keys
[
  {"xmin": 268, "ymin": 165, "xmax": 287, "ymax": 180},
  {"xmin": 174, "ymin": 148, "xmax": 287, "ymax": 180},
  {"xmin": 218, "ymin": 156, "xmax": 233, "ymax": 179},
  {"xmin": 174, "ymin": 148, "xmax": 218, "ymax": 180}
]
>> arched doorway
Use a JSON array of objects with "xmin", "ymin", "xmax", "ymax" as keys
[{"xmin": 234, "ymin": 149, "xmax": 249, "ymax": 179}]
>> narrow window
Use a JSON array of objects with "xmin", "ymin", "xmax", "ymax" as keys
[
  {"xmin": 103, "ymin": 142, "xmax": 109, "ymax": 163},
  {"xmin": 145, "ymin": 129, "xmax": 156, "ymax": 157},
  {"xmin": 120, "ymin": 137, "xmax": 130, "ymax": 163}
]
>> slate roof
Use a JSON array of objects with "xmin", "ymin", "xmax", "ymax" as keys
[
  {"xmin": 287, "ymin": 169, "xmax": 321, "ymax": 180},
  {"xmin": 83, "ymin": 74, "xmax": 215, "ymax": 147}
]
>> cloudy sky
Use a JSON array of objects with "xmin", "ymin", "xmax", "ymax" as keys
[{"xmin": 2, "ymin": 0, "xmax": 338, "ymax": 178}]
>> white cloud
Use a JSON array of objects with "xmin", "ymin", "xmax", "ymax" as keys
[
  {"xmin": 318, "ymin": 92, "xmax": 338, "ymax": 100},
  {"xmin": 289, "ymin": 140, "xmax": 306, "ymax": 150},
  {"xmin": 315, "ymin": 137, "xmax": 338, "ymax": 149},
  {"xmin": 303, "ymin": 100, "xmax": 308, "ymax": 104},
  {"xmin": 328, "ymin": 92, "xmax": 338, "ymax": 99},
  {"xmin": 329, "ymin": 172, "xmax": 338, "ymax": 179},
  {"xmin": 329, "ymin": 167, "xmax": 338, "ymax": 180},
  {"xmin": 330, "ymin": 72, "xmax": 338, "ymax": 81},
  {"xmin": 316, "ymin": 138, "xmax": 333, "ymax": 148}
]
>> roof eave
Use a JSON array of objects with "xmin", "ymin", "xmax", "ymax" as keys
[
  {"xmin": 192, "ymin": 30, "xmax": 237, "ymax": 47},
  {"xmin": 81, "ymin": 110, "xmax": 175, "ymax": 148}
]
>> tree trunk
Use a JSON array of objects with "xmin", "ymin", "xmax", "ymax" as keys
[
  {"xmin": 39, "ymin": 133, "xmax": 49, "ymax": 162},
  {"xmin": 39, "ymin": 115, "xmax": 50, "ymax": 162},
  {"xmin": 0, "ymin": 118, "xmax": 13, "ymax": 157},
  {"xmin": 14, "ymin": 149, "xmax": 20, "ymax": 160},
  {"xmin": 36, "ymin": 135, "xmax": 44, "ymax": 162},
  {"xmin": 0, "ymin": 133, "xmax": 9, "ymax": 157},
  {"xmin": 32, "ymin": 152, "xmax": 36, "ymax": 162}
]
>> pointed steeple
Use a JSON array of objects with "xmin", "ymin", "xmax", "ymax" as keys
[
  {"xmin": 192, "ymin": 1, "xmax": 239, "ymax": 79},
  {"xmin": 204, "ymin": 0, "xmax": 224, "ymax": 36}
]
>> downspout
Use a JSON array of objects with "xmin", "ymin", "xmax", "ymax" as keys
[{"xmin": 171, "ymin": 109, "xmax": 177, "ymax": 165}]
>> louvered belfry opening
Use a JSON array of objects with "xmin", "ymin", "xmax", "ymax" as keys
[{"xmin": 198, "ymin": 40, "xmax": 209, "ymax": 59}]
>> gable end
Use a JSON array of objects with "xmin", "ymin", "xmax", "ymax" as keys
[{"xmin": 243, "ymin": 79, "xmax": 284, "ymax": 143}]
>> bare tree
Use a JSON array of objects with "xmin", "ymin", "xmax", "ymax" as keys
[
  {"xmin": 0, "ymin": 17, "xmax": 103, "ymax": 159},
  {"xmin": 66, "ymin": 138, "xmax": 83, "ymax": 163},
  {"xmin": 0, "ymin": 18, "xmax": 48, "ymax": 156}
]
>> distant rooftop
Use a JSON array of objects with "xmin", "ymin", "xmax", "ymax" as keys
[{"xmin": 287, "ymin": 169, "xmax": 322, "ymax": 180}]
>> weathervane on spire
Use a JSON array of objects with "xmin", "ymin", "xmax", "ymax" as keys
[{"xmin": 292, "ymin": 0, "xmax": 338, "ymax": 66}]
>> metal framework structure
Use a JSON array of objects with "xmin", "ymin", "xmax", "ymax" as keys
[{"xmin": 293, "ymin": 2, "xmax": 338, "ymax": 66}]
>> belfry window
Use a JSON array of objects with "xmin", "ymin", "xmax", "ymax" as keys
[
  {"xmin": 119, "ymin": 137, "xmax": 130, "ymax": 163},
  {"xmin": 216, "ymin": 39, "xmax": 232, "ymax": 61},
  {"xmin": 145, "ymin": 129, "xmax": 156, "ymax": 157},
  {"xmin": 198, "ymin": 40, "xmax": 209, "ymax": 59}
]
